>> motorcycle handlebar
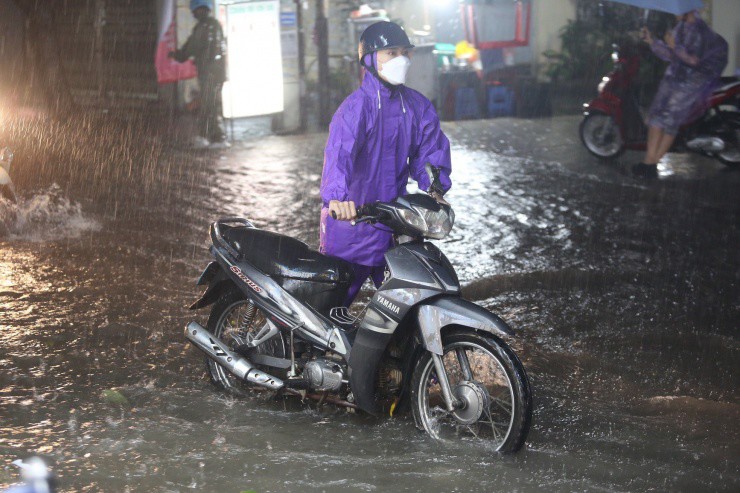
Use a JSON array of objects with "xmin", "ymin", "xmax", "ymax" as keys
[{"xmin": 329, "ymin": 203, "xmax": 377, "ymax": 221}]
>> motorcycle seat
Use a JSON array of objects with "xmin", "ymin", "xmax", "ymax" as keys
[
  {"xmin": 221, "ymin": 226, "xmax": 353, "ymax": 284},
  {"xmin": 715, "ymin": 77, "xmax": 740, "ymax": 94}
]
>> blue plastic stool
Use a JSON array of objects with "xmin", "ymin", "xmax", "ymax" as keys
[
  {"xmin": 454, "ymin": 87, "xmax": 481, "ymax": 120},
  {"xmin": 487, "ymin": 86, "xmax": 515, "ymax": 117}
]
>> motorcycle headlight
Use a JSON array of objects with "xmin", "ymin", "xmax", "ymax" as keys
[
  {"xmin": 398, "ymin": 207, "xmax": 427, "ymax": 232},
  {"xmin": 397, "ymin": 204, "xmax": 455, "ymax": 239},
  {"xmin": 414, "ymin": 205, "xmax": 455, "ymax": 239}
]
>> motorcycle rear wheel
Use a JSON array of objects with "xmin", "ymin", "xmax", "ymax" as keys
[
  {"xmin": 580, "ymin": 113, "xmax": 625, "ymax": 159},
  {"xmin": 410, "ymin": 330, "xmax": 532, "ymax": 452},
  {"xmin": 205, "ymin": 289, "xmax": 287, "ymax": 395}
]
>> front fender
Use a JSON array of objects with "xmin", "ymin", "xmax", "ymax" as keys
[
  {"xmin": 416, "ymin": 296, "xmax": 515, "ymax": 355},
  {"xmin": 583, "ymin": 98, "xmax": 616, "ymax": 117}
]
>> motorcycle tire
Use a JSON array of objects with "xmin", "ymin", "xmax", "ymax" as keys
[
  {"xmin": 410, "ymin": 330, "xmax": 532, "ymax": 453},
  {"xmin": 204, "ymin": 288, "xmax": 286, "ymax": 395},
  {"xmin": 580, "ymin": 113, "xmax": 625, "ymax": 159},
  {"xmin": 716, "ymin": 128, "xmax": 740, "ymax": 167}
]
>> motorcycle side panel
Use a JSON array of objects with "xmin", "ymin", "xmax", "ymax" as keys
[
  {"xmin": 349, "ymin": 242, "xmax": 462, "ymax": 415},
  {"xmin": 363, "ymin": 242, "xmax": 461, "ymax": 330},
  {"xmin": 347, "ymin": 328, "xmax": 392, "ymax": 416},
  {"xmin": 211, "ymin": 246, "xmax": 341, "ymax": 352},
  {"xmin": 416, "ymin": 296, "xmax": 515, "ymax": 355}
]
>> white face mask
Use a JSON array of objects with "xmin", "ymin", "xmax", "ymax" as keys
[{"xmin": 379, "ymin": 55, "xmax": 411, "ymax": 85}]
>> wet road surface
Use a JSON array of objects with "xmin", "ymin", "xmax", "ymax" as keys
[{"xmin": 1, "ymin": 115, "xmax": 738, "ymax": 492}]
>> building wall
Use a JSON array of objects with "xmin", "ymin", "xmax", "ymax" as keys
[
  {"xmin": 0, "ymin": 0, "xmax": 158, "ymax": 105},
  {"xmin": 710, "ymin": 0, "xmax": 739, "ymax": 75},
  {"xmin": 0, "ymin": 0, "xmax": 26, "ymax": 97},
  {"xmin": 531, "ymin": 0, "xmax": 576, "ymax": 72}
]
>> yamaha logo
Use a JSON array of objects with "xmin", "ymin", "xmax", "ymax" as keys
[
  {"xmin": 377, "ymin": 295, "xmax": 401, "ymax": 315},
  {"xmin": 230, "ymin": 266, "xmax": 263, "ymax": 293}
]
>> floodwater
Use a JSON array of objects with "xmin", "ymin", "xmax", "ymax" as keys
[{"xmin": 1, "ymin": 115, "xmax": 738, "ymax": 492}]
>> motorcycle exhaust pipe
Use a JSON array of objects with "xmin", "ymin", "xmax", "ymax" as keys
[{"xmin": 184, "ymin": 322, "xmax": 284, "ymax": 391}]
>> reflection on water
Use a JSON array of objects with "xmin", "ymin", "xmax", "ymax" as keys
[{"xmin": 1, "ymin": 116, "xmax": 738, "ymax": 491}]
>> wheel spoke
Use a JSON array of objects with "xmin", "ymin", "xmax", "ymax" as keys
[
  {"xmin": 466, "ymin": 423, "xmax": 480, "ymax": 438},
  {"xmin": 491, "ymin": 396, "xmax": 513, "ymax": 414},
  {"xmin": 491, "ymin": 419, "xmax": 501, "ymax": 442}
]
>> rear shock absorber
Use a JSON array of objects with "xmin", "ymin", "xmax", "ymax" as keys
[{"xmin": 237, "ymin": 301, "xmax": 257, "ymax": 340}]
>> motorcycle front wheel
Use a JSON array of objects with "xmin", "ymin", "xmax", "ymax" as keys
[
  {"xmin": 205, "ymin": 289, "xmax": 287, "ymax": 395},
  {"xmin": 580, "ymin": 113, "xmax": 625, "ymax": 159},
  {"xmin": 410, "ymin": 331, "xmax": 532, "ymax": 452}
]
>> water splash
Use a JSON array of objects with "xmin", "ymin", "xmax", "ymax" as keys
[{"xmin": 0, "ymin": 184, "xmax": 99, "ymax": 241}]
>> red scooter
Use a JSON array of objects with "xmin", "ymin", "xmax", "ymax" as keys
[{"xmin": 580, "ymin": 44, "xmax": 740, "ymax": 167}]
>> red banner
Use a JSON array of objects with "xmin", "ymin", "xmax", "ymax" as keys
[{"xmin": 155, "ymin": 0, "xmax": 197, "ymax": 84}]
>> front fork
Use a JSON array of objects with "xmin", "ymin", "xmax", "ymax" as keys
[{"xmin": 431, "ymin": 353, "xmax": 462, "ymax": 412}]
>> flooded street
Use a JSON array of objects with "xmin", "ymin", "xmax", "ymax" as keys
[{"xmin": 1, "ymin": 115, "xmax": 738, "ymax": 492}]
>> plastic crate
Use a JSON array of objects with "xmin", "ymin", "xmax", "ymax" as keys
[
  {"xmin": 487, "ymin": 85, "xmax": 515, "ymax": 117},
  {"xmin": 454, "ymin": 87, "xmax": 481, "ymax": 120}
]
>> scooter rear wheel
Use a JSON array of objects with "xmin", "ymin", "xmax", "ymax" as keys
[
  {"xmin": 205, "ymin": 289, "xmax": 287, "ymax": 395},
  {"xmin": 580, "ymin": 113, "xmax": 625, "ymax": 159}
]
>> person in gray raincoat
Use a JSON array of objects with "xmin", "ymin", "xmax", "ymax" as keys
[
  {"xmin": 170, "ymin": 0, "xmax": 227, "ymax": 146},
  {"xmin": 320, "ymin": 21, "xmax": 452, "ymax": 306}
]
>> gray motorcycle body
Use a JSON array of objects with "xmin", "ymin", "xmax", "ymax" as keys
[{"xmin": 192, "ymin": 236, "xmax": 514, "ymax": 415}]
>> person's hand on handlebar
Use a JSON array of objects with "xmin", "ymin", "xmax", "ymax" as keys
[
  {"xmin": 329, "ymin": 200, "xmax": 356, "ymax": 221},
  {"xmin": 640, "ymin": 27, "xmax": 654, "ymax": 46},
  {"xmin": 664, "ymin": 30, "xmax": 675, "ymax": 50}
]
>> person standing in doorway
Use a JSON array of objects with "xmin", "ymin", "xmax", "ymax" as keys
[
  {"xmin": 170, "ymin": 0, "xmax": 228, "ymax": 148},
  {"xmin": 320, "ymin": 21, "xmax": 452, "ymax": 306}
]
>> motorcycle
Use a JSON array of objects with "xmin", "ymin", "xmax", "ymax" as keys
[
  {"xmin": 580, "ymin": 44, "xmax": 740, "ymax": 167},
  {"xmin": 0, "ymin": 147, "xmax": 16, "ymax": 203},
  {"xmin": 185, "ymin": 169, "xmax": 533, "ymax": 451}
]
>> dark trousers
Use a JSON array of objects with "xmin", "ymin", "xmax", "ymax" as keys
[
  {"xmin": 344, "ymin": 263, "xmax": 386, "ymax": 307},
  {"xmin": 198, "ymin": 73, "xmax": 225, "ymax": 142}
]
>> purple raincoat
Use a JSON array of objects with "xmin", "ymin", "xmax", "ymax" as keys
[
  {"xmin": 319, "ymin": 61, "xmax": 452, "ymax": 267},
  {"xmin": 648, "ymin": 16, "xmax": 728, "ymax": 134}
]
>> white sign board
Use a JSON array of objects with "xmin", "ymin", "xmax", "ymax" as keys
[{"xmin": 222, "ymin": 1, "xmax": 283, "ymax": 118}]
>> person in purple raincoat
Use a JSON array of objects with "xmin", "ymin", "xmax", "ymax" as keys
[
  {"xmin": 633, "ymin": 8, "xmax": 728, "ymax": 178},
  {"xmin": 319, "ymin": 21, "xmax": 452, "ymax": 306}
]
